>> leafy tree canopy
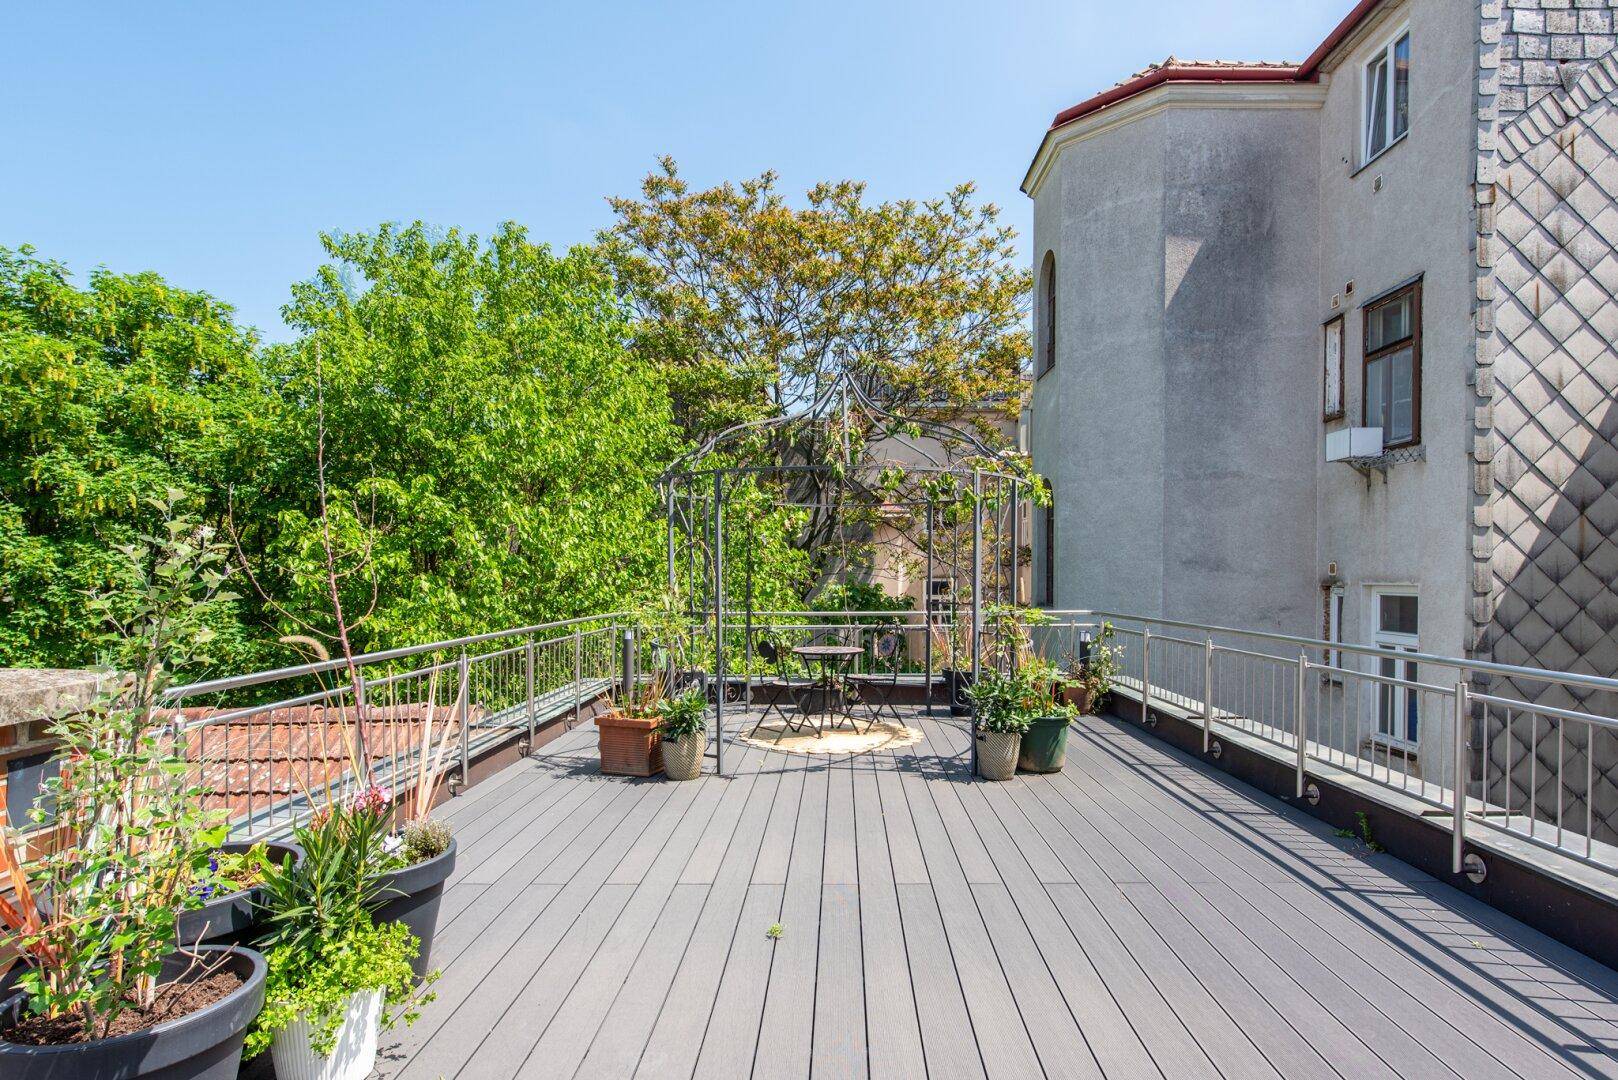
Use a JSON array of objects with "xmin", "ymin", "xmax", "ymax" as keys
[
  {"xmin": 244, "ymin": 222, "xmax": 679, "ymax": 653},
  {"xmin": 0, "ymin": 245, "xmax": 272, "ymax": 667},
  {"xmin": 602, "ymin": 157, "xmax": 1032, "ymax": 444}
]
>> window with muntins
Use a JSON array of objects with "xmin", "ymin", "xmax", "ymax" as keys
[
  {"xmin": 1374, "ymin": 591, "xmax": 1419, "ymax": 744},
  {"xmin": 1362, "ymin": 281, "xmax": 1420, "ymax": 448},
  {"xmin": 1363, "ymin": 28, "xmax": 1410, "ymax": 163}
]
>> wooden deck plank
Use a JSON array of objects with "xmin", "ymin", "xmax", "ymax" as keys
[
  {"xmin": 812, "ymin": 883, "xmax": 869, "ymax": 1079},
  {"xmin": 573, "ymin": 882, "xmax": 710, "ymax": 1080},
  {"xmin": 1117, "ymin": 881, "xmax": 1341, "ymax": 1080},
  {"xmin": 1066, "ymin": 719, "xmax": 1601, "ymax": 1078},
  {"xmin": 393, "ymin": 780, "xmax": 674, "ymax": 1080},
  {"xmin": 751, "ymin": 752, "xmax": 829, "ymax": 1079},
  {"xmin": 380, "ymin": 707, "xmax": 1618, "ymax": 1080},
  {"xmin": 894, "ymin": 882, "xmax": 988, "ymax": 1080},
  {"xmin": 691, "ymin": 882, "xmax": 788, "ymax": 1079}
]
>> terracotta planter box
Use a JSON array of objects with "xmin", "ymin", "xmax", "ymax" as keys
[
  {"xmin": 596, "ymin": 713, "xmax": 663, "ymax": 777},
  {"xmin": 1060, "ymin": 685, "xmax": 1094, "ymax": 714}
]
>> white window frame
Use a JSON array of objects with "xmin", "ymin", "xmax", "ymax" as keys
[
  {"xmin": 1360, "ymin": 23, "xmax": 1411, "ymax": 166},
  {"xmin": 1370, "ymin": 588, "xmax": 1420, "ymax": 748}
]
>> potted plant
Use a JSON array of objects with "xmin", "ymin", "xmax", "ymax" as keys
[
  {"xmin": 368, "ymin": 676, "xmax": 458, "ymax": 979},
  {"xmin": 248, "ymin": 794, "xmax": 436, "ymax": 1080},
  {"xmin": 0, "ymin": 507, "xmax": 268, "ymax": 1079},
  {"xmin": 598, "ymin": 597, "xmax": 696, "ymax": 776},
  {"xmin": 658, "ymin": 689, "xmax": 708, "ymax": 781},
  {"xmin": 1017, "ymin": 659, "xmax": 1080, "ymax": 774},
  {"xmin": 178, "ymin": 840, "xmax": 304, "ymax": 947},
  {"xmin": 966, "ymin": 668, "xmax": 1031, "ymax": 781},
  {"xmin": 1059, "ymin": 622, "xmax": 1121, "ymax": 714},
  {"xmin": 932, "ymin": 618, "xmax": 977, "ymax": 717}
]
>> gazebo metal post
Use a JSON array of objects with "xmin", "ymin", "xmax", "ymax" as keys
[
  {"xmin": 744, "ymin": 515, "xmax": 754, "ymax": 711},
  {"xmin": 666, "ymin": 482, "xmax": 677, "ymax": 594},
  {"xmin": 924, "ymin": 496, "xmax": 934, "ymax": 717},
  {"xmin": 712, "ymin": 471, "xmax": 726, "ymax": 776},
  {"xmin": 970, "ymin": 467, "xmax": 983, "ymax": 776},
  {"xmin": 1010, "ymin": 480, "xmax": 1020, "ymax": 608}
]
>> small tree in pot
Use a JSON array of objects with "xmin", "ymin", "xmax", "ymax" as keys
[{"xmin": 0, "ymin": 500, "xmax": 268, "ymax": 1079}]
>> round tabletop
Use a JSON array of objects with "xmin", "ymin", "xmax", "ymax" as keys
[{"xmin": 792, "ymin": 645, "xmax": 863, "ymax": 659}]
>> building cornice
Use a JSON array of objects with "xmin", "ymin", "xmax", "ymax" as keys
[{"xmin": 1021, "ymin": 80, "xmax": 1329, "ymax": 199}]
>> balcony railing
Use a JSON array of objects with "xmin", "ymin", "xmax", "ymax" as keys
[{"xmin": 159, "ymin": 604, "xmax": 1618, "ymax": 888}]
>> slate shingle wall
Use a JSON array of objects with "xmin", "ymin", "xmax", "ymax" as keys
[{"xmin": 1476, "ymin": 0, "xmax": 1618, "ymax": 839}]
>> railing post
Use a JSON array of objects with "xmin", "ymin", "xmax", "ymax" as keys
[
  {"xmin": 1295, "ymin": 649, "xmax": 1309, "ymax": 800},
  {"xmin": 573, "ymin": 628, "xmax": 583, "ymax": 727},
  {"xmin": 524, "ymin": 636, "xmax": 536, "ymax": 752},
  {"xmin": 1453, "ymin": 672, "xmax": 1469, "ymax": 876},
  {"xmin": 457, "ymin": 648, "xmax": 470, "ymax": 791},
  {"xmin": 1202, "ymin": 636, "xmax": 1214, "ymax": 754},
  {"xmin": 1140, "ymin": 627, "xmax": 1151, "ymax": 726}
]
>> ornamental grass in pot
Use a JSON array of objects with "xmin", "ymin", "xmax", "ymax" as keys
[
  {"xmin": 0, "ymin": 507, "xmax": 268, "ymax": 1080},
  {"xmin": 248, "ymin": 794, "xmax": 437, "ymax": 1080},
  {"xmin": 657, "ymin": 689, "xmax": 708, "ymax": 781}
]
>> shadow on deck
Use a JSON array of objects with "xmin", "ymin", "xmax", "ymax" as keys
[{"xmin": 375, "ymin": 706, "xmax": 1618, "ymax": 1079}]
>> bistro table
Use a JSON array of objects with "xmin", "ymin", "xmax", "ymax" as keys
[{"xmin": 791, "ymin": 644, "xmax": 866, "ymax": 736}]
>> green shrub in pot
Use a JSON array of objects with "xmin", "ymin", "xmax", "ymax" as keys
[{"xmin": 657, "ymin": 688, "xmax": 708, "ymax": 781}]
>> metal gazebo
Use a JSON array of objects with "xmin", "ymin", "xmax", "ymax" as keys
[{"xmin": 657, "ymin": 373, "xmax": 1036, "ymax": 776}]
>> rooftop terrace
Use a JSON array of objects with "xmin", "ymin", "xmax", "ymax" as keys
[{"xmin": 371, "ymin": 704, "xmax": 1618, "ymax": 1080}]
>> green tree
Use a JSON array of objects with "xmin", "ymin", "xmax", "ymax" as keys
[
  {"xmin": 602, "ymin": 158, "xmax": 1031, "ymax": 444},
  {"xmin": 0, "ymin": 246, "xmax": 272, "ymax": 669},
  {"xmin": 242, "ymin": 222, "xmax": 679, "ymax": 652}
]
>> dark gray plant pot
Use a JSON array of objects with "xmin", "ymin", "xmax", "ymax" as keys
[
  {"xmin": 0, "ymin": 944, "xmax": 265, "ymax": 1080},
  {"xmin": 942, "ymin": 668, "xmax": 974, "ymax": 717},
  {"xmin": 369, "ymin": 839, "xmax": 456, "ymax": 979},
  {"xmin": 176, "ymin": 841, "xmax": 303, "ymax": 947}
]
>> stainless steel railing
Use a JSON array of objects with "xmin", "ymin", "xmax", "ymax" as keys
[
  {"xmin": 1038, "ymin": 609, "xmax": 1618, "ymax": 877},
  {"xmin": 163, "ymin": 614, "xmax": 625, "ymax": 839}
]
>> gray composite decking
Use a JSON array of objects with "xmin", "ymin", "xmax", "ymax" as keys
[{"xmin": 376, "ymin": 707, "xmax": 1618, "ymax": 1079}]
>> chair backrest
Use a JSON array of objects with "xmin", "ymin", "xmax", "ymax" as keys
[
  {"xmin": 874, "ymin": 632, "xmax": 900, "ymax": 663},
  {"xmin": 756, "ymin": 636, "xmax": 780, "ymax": 664}
]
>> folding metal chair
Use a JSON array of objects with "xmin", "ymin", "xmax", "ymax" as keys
[
  {"xmin": 849, "ymin": 630, "xmax": 905, "ymax": 728},
  {"xmin": 747, "ymin": 635, "xmax": 813, "ymax": 736}
]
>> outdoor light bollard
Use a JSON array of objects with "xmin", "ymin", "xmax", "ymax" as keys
[
  {"xmin": 621, "ymin": 627, "xmax": 636, "ymax": 702},
  {"xmin": 1140, "ymin": 628, "xmax": 1151, "ymax": 727}
]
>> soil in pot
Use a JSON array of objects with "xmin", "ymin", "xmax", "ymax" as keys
[
  {"xmin": 0, "ymin": 945, "xmax": 266, "ymax": 1080},
  {"xmin": 1018, "ymin": 715, "xmax": 1070, "ymax": 773},
  {"xmin": 371, "ymin": 839, "xmax": 457, "ymax": 980},
  {"xmin": 4, "ymin": 969, "xmax": 243, "ymax": 1045}
]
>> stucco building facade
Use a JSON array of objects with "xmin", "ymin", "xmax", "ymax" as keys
[{"xmin": 1026, "ymin": 0, "xmax": 1618, "ymax": 793}]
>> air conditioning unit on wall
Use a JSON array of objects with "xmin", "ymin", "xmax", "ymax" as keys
[{"xmin": 1326, "ymin": 427, "xmax": 1383, "ymax": 462}]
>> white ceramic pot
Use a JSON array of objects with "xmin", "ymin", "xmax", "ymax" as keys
[{"xmin": 269, "ymin": 988, "xmax": 384, "ymax": 1080}]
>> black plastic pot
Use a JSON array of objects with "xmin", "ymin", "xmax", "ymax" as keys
[
  {"xmin": 176, "ymin": 841, "xmax": 303, "ymax": 947},
  {"xmin": 0, "ymin": 945, "xmax": 265, "ymax": 1080},
  {"xmin": 942, "ymin": 668, "xmax": 974, "ymax": 717},
  {"xmin": 370, "ymin": 838, "xmax": 456, "ymax": 979}
]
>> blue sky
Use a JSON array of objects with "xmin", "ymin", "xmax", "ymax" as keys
[{"xmin": 7, "ymin": 1, "xmax": 1347, "ymax": 339}]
